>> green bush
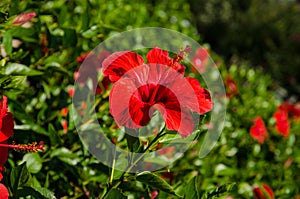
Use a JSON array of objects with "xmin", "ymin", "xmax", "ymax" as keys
[{"xmin": 0, "ymin": 0, "xmax": 299, "ymax": 198}]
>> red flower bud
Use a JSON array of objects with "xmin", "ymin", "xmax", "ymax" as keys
[
  {"xmin": 253, "ymin": 184, "xmax": 274, "ymax": 199},
  {"xmin": 13, "ymin": 11, "xmax": 36, "ymax": 25}
]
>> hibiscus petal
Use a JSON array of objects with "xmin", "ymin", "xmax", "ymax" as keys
[
  {"xmin": 0, "ymin": 96, "xmax": 14, "ymax": 142},
  {"xmin": 129, "ymin": 95, "xmax": 151, "ymax": 126},
  {"xmin": 0, "ymin": 142, "xmax": 8, "ymax": 172},
  {"xmin": 146, "ymin": 47, "xmax": 185, "ymax": 74},
  {"xmin": 109, "ymin": 76, "xmax": 146, "ymax": 128},
  {"xmin": 186, "ymin": 77, "xmax": 213, "ymax": 114},
  {"xmin": 0, "ymin": 112, "xmax": 14, "ymax": 142},
  {"xmin": 146, "ymin": 47, "xmax": 171, "ymax": 65},
  {"xmin": 102, "ymin": 51, "xmax": 144, "ymax": 82},
  {"xmin": 155, "ymin": 103, "xmax": 194, "ymax": 138},
  {"xmin": 0, "ymin": 96, "xmax": 8, "ymax": 121},
  {"xmin": 0, "ymin": 183, "xmax": 9, "ymax": 198}
]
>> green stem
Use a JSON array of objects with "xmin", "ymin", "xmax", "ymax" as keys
[
  {"xmin": 109, "ymin": 145, "xmax": 117, "ymax": 184},
  {"xmin": 102, "ymin": 126, "xmax": 166, "ymax": 199}
]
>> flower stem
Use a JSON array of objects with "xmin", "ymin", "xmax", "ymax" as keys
[
  {"xmin": 102, "ymin": 126, "xmax": 166, "ymax": 199},
  {"xmin": 109, "ymin": 144, "xmax": 117, "ymax": 184}
]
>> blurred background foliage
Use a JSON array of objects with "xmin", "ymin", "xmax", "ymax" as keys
[
  {"xmin": 0, "ymin": 0, "xmax": 300, "ymax": 198},
  {"xmin": 188, "ymin": 0, "xmax": 300, "ymax": 97}
]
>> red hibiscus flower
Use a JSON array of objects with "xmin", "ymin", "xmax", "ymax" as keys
[
  {"xmin": 292, "ymin": 103, "xmax": 300, "ymax": 119},
  {"xmin": 103, "ymin": 47, "xmax": 213, "ymax": 138},
  {"xmin": 13, "ymin": 11, "xmax": 36, "ymax": 25},
  {"xmin": 0, "ymin": 96, "xmax": 14, "ymax": 198},
  {"xmin": 0, "ymin": 183, "xmax": 9, "ymax": 199},
  {"xmin": 250, "ymin": 117, "xmax": 268, "ymax": 144},
  {"xmin": 253, "ymin": 183, "xmax": 274, "ymax": 199},
  {"xmin": 273, "ymin": 109, "xmax": 290, "ymax": 137},
  {"xmin": 0, "ymin": 145, "xmax": 8, "ymax": 181},
  {"xmin": 191, "ymin": 47, "xmax": 209, "ymax": 73},
  {"xmin": 0, "ymin": 96, "xmax": 14, "ymax": 143},
  {"xmin": 224, "ymin": 76, "xmax": 238, "ymax": 98},
  {"xmin": 279, "ymin": 101, "xmax": 300, "ymax": 119}
]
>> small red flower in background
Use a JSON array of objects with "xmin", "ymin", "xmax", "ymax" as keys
[
  {"xmin": 278, "ymin": 101, "xmax": 300, "ymax": 119},
  {"xmin": 253, "ymin": 183, "xmax": 274, "ymax": 199},
  {"xmin": 191, "ymin": 47, "xmax": 209, "ymax": 73},
  {"xmin": 273, "ymin": 109, "xmax": 290, "ymax": 137},
  {"xmin": 76, "ymin": 52, "xmax": 90, "ymax": 64},
  {"xmin": 293, "ymin": 103, "xmax": 300, "ymax": 119},
  {"xmin": 160, "ymin": 171, "xmax": 174, "ymax": 182},
  {"xmin": 68, "ymin": 87, "xmax": 74, "ymax": 98},
  {"xmin": 61, "ymin": 108, "xmax": 69, "ymax": 117},
  {"xmin": 103, "ymin": 47, "xmax": 213, "ymax": 138},
  {"xmin": 250, "ymin": 117, "xmax": 268, "ymax": 144},
  {"xmin": 150, "ymin": 190, "xmax": 159, "ymax": 199},
  {"xmin": 224, "ymin": 76, "xmax": 238, "ymax": 98},
  {"xmin": 62, "ymin": 119, "xmax": 68, "ymax": 133},
  {"xmin": 157, "ymin": 146, "xmax": 175, "ymax": 158},
  {"xmin": 140, "ymin": 190, "xmax": 159, "ymax": 199},
  {"xmin": 13, "ymin": 11, "xmax": 36, "ymax": 25},
  {"xmin": 0, "ymin": 183, "xmax": 9, "ymax": 199}
]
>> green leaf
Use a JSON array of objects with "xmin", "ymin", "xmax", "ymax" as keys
[
  {"xmin": 23, "ymin": 153, "xmax": 43, "ymax": 174},
  {"xmin": 63, "ymin": 28, "xmax": 77, "ymax": 48},
  {"xmin": 11, "ymin": 27, "xmax": 36, "ymax": 40},
  {"xmin": 50, "ymin": 147, "xmax": 80, "ymax": 165},
  {"xmin": 105, "ymin": 188, "xmax": 126, "ymax": 199},
  {"xmin": 30, "ymin": 186, "xmax": 56, "ymax": 199},
  {"xmin": 201, "ymin": 183, "xmax": 237, "ymax": 199},
  {"xmin": 15, "ymin": 187, "xmax": 44, "ymax": 198},
  {"xmin": 5, "ymin": 63, "xmax": 43, "ymax": 76},
  {"xmin": 50, "ymin": 147, "xmax": 78, "ymax": 159},
  {"xmin": 48, "ymin": 123, "xmax": 62, "ymax": 146},
  {"xmin": 3, "ymin": 31, "xmax": 12, "ymax": 55},
  {"xmin": 81, "ymin": 7, "xmax": 89, "ymax": 30},
  {"xmin": 125, "ymin": 127, "xmax": 141, "ymax": 152},
  {"xmin": 0, "ymin": 75, "xmax": 26, "ymax": 91},
  {"xmin": 10, "ymin": 163, "xmax": 33, "ymax": 192},
  {"xmin": 81, "ymin": 26, "xmax": 98, "ymax": 38},
  {"xmin": 0, "ymin": 11, "xmax": 8, "ymax": 23},
  {"xmin": 28, "ymin": 122, "xmax": 49, "ymax": 136},
  {"xmin": 185, "ymin": 176, "xmax": 202, "ymax": 199},
  {"xmin": 15, "ymin": 186, "xmax": 56, "ymax": 199},
  {"xmin": 136, "ymin": 171, "xmax": 182, "ymax": 198}
]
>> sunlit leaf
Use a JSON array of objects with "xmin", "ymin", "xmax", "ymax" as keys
[{"xmin": 136, "ymin": 171, "xmax": 182, "ymax": 198}]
